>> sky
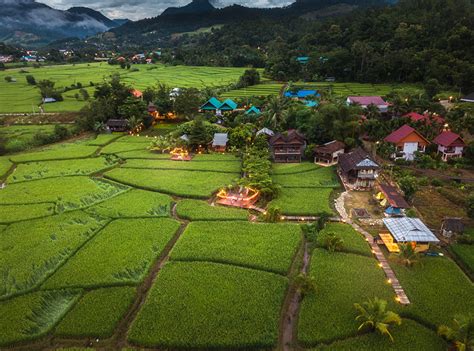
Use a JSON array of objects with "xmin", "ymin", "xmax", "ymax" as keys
[{"xmin": 41, "ymin": 0, "xmax": 294, "ymax": 20}]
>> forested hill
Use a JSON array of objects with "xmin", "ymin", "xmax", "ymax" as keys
[{"xmin": 164, "ymin": 0, "xmax": 473, "ymax": 92}]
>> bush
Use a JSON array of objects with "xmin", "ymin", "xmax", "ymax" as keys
[
  {"xmin": 431, "ymin": 178, "xmax": 443, "ymax": 187},
  {"xmin": 25, "ymin": 75, "xmax": 36, "ymax": 85},
  {"xmin": 54, "ymin": 125, "xmax": 70, "ymax": 140},
  {"xmin": 4, "ymin": 76, "xmax": 13, "ymax": 83}
]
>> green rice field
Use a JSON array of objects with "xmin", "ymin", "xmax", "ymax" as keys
[
  {"xmin": 0, "ymin": 63, "xmax": 254, "ymax": 113},
  {"xmin": 0, "ymin": 133, "xmax": 471, "ymax": 350}
]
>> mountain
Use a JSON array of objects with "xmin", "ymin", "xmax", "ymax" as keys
[
  {"xmin": 0, "ymin": 0, "xmax": 122, "ymax": 47},
  {"xmin": 162, "ymin": 0, "xmax": 216, "ymax": 16}
]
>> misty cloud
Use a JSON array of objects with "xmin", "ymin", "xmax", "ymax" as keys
[{"xmin": 41, "ymin": 0, "xmax": 294, "ymax": 20}]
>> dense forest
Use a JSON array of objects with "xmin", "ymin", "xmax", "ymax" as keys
[{"xmin": 166, "ymin": 0, "xmax": 473, "ymax": 92}]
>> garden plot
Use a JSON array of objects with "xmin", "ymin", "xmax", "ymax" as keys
[
  {"xmin": 316, "ymin": 223, "xmax": 371, "ymax": 257},
  {"xmin": 9, "ymin": 142, "xmax": 98, "ymax": 163},
  {"xmin": 391, "ymin": 256, "xmax": 474, "ymax": 328},
  {"xmin": 298, "ymin": 249, "xmax": 395, "ymax": 346},
  {"xmin": 43, "ymin": 218, "xmax": 180, "ymax": 289},
  {"xmin": 105, "ymin": 168, "xmax": 239, "ymax": 198},
  {"xmin": 272, "ymin": 162, "xmax": 320, "ymax": 175},
  {"xmin": 0, "ymin": 177, "xmax": 129, "ymax": 212},
  {"xmin": 311, "ymin": 319, "xmax": 446, "ymax": 351},
  {"xmin": 220, "ymin": 83, "xmax": 284, "ymax": 99},
  {"xmin": 123, "ymin": 158, "xmax": 241, "ymax": 173},
  {"xmin": 100, "ymin": 141, "xmax": 149, "ymax": 155},
  {"xmin": 8, "ymin": 156, "xmax": 118, "ymax": 183},
  {"xmin": 86, "ymin": 134, "xmax": 123, "ymax": 146},
  {"xmin": 128, "ymin": 261, "xmax": 287, "ymax": 348},
  {"xmin": 86, "ymin": 189, "xmax": 172, "ymax": 218},
  {"xmin": 0, "ymin": 156, "xmax": 12, "ymax": 178},
  {"xmin": 0, "ymin": 211, "xmax": 107, "ymax": 298},
  {"xmin": 176, "ymin": 199, "xmax": 248, "ymax": 221},
  {"xmin": 55, "ymin": 287, "xmax": 136, "ymax": 338},
  {"xmin": 0, "ymin": 203, "xmax": 55, "ymax": 223},
  {"xmin": 270, "ymin": 187, "xmax": 334, "ymax": 215},
  {"xmin": 0, "ymin": 289, "xmax": 81, "ymax": 346},
  {"xmin": 115, "ymin": 150, "xmax": 171, "ymax": 159},
  {"xmin": 171, "ymin": 221, "xmax": 301, "ymax": 274}
]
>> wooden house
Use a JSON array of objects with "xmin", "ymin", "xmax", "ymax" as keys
[
  {"xmin": 433, "ymin": 131, "xmax": 465, "ymax": 161},
  {"xmin": 314, "ymin": 140, "xmax": 345, "ymax": 164},
  {"xmin": 211, "ymin": 133, "xmax": 228, "ymax": 152},
  {"xmin": 106, "ymin": 119, "xmax": 128, "ymax": 132},
  {"xmin": 377, "ymin": 183, "xmax": 409, "ymax": 217},
  {"xmin": 440, "ymin": 218, "xmax": 464, "ymax": 238},
  {"xmin": 269, "ymin": 130, "xmax": 306, "ymax": 163},
  {"xmin": 347, "ymin": 96, "xmax": 389, "ymax": 113},
  {"xmin": 380, "ymin": 217, "xmax": 439, "ymax": 253},
  {"xmin": 384, "ymin": 124, "xmax": 429, "ymax": 161},
  {"xmin": 338, "ymin": 148, "xmax": 379, "ymax": 189},
  {"xmin": 403, "ymin": 112, "xmax": 445, "ymax": 125}
]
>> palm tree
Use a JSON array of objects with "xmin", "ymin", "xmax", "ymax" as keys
[
  {"xmin": 354, "ymin": 297, "xmax": 402, "ymax": 342},
  {"xmin": 263, "ymin": 95, "xmax": 289, "ymax": 130},
  {"xmin": 397, "ymin": 243, "xmax": 420, "ymax": 267},
  {"xmin": 323, "ymin": 232, "xmax": 344, "ymax": 253},
  {"xmin": 438, "ymin": 315, "xmax": 474, "ymax": 351}
]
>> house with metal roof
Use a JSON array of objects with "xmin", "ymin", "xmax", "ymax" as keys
[
  {"xmin": 314, "ymin": 140, "xmax": 345, "ymax": 164},
  {"xmin": 403, "ymin": 112, "xmax": 445, "ymax": 125},
  {"xmin": 256, "ymin": 127, "xmax": 275, "ymax": 138},
  {"xmin": 106, "ymin": 119, "xmax": 128, "ymax": 132},
  {"xmin": 377, "ymin": 183, "xmax": 410, "ymax": 217},
  {"xmin": 440, "ymin": 217, "xmax": 464, "ymax": 238},
  {"xmin": 211, "ymin": 133, "xmax": 228, "ymax": 152},
  {"xmin": 219, "ymin": 99, "xmax": 238, "ymax": 111},
  {"xmin": 433, "ymin": 130, "xmax": 465, "ymax": 161},
  {"xmin": 338, "ymin": 148, "xmax": 379, "ymax": 189},
  {"xmin": 347, "ymin": 96, "xmax": 389, "ymax": 113},
  {"xmin": 201, "ymin": 97, "xmax": 222, "ymax": 111},
  {"xmin": 296, "ymin": 56, "xmax": 310, "ymax": 64},
  {"xmin": 284, "ymin": 90, "xmax": 320, "ymax": 99},
  {"xmin": 381, "ymin": 217, "xmax": 439, "ymax": 252},
  {"xmin": 384, "ymin": 124, "xmax": 429, "ymax": 161}
]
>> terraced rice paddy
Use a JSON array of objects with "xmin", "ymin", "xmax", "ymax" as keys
[
  {"xmin": 0, "ymin": 63, "xmax": 254, "ymax": 113},
  {"xmin": 220, "ymin": 82, "xmax": 284, "ymax": 99},
  {"xmin": 0, "ymin": 133, "xmax": 471, "ymax": 350}
]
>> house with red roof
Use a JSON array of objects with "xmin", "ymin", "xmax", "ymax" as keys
[
  {"xmin": 384, "ymin": 124, "xmax": 429, "ymax": 161},
  {"xmin": 347, "ymin": 96, "xmax": 389, "ymax": 113},
  {"xmin": 433, "ymin": 131, "xmax": 465, "ymax": 161},
  {"xmin": 403, "ymin": 112, "xmax": 445, "ymax": 125}
]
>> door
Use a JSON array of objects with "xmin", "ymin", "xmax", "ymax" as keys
[{"xmin": 403, "ymin": 142, "xmax": 418, "ymax": 160}]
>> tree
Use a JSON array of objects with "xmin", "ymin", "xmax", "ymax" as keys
[
  {"xmin": 79, "ymin": 88, "xmax": 89, "ymax": 101},
  {"xmin": 323, "ymin": 232, "xmax": 344, "ymax": 253},
  {"xmin": 354, "ymin": 298, "xmax": 402, "ymax": 342},
  {"xmin": 397, "ymin": 243, "xmax": 420, "ymax": 267},
  {"xmin": 188, "ymin": 116, "xmax": 211, "ymax": 149},
  {"xmin": 424, "ymin": 78, "xmax": 441, "ymax": 99},
  {"xmin": 25, "ymin": 75, "xmax": 36, "ymax": 85},
  {"xmin": 173, "ymin": 88, "xmax": 200, "ymax": 118},
  {"xmin": 118, "ymin": 97, "xmax": 147, "ymax": 121},
  {"xmin": 438, "ymin": 315, "xmax": 474, "ymax": 351},
  {"xmin": 398, "ymin": 175, "xmax": 419, "ymax": 202},
  {"xmin": 263, "ymin": 95, "xmax": 290, "ymax": 130},
  {"xmin": 237, "ymin": 69, "xmax": 260, "ymax": 88}
]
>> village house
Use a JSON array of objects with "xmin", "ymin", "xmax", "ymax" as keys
[
  {"xmin": 346, "ymin": 96, "xmax": 389, "ymax": 113},
  {"xmin": 284, "ymin": 90, "xmax": 319, "ymax": 99},
  {"xmin": 314, "ymin": 140, "xmax": 345, "ymax": 164},
  {"xmin": 338, "ymin": 148, "xmax": 379, "ymax": 189},
  {"xmin": 403, "ymin": 111, "xmax": 445, "ymax": 125},
  {"xmin": 384, "ymin": 124, "xmax": 429, "ymax": 161},
  {"xmin": 380, "ymin": 217, "xmax": 439, "ymax": 253},
  {"xmin": 440, "ymin": 218, "xmax": 464, "ymax": 238},
  {"xmin": 269, "ymin": 130, "xmax": 306, "ymax": 163},
  {"xmin": 106, "ymin": 119, "xmax": 128, "ymax": 132},
  {"xmin": 376, "ymin": 183, "xmax": 410, "ymax": 217},
  {"xmin": 245, "ymin": 106, "xmax": 261, "ymax": 116},
  {"xmin": 131, "ymin": 89, "xmax": 143, "ymax": 99},
  {"xmin": 433, "ymin": 130, "xmax": 465, "ymax": 161},
  {"xmin": 200, "ymin": 97, "xmax": 222, "ymax": 112},
  {"xmin": 219, "ymin": 98, "xmax": 237, "ymax": 112},
  {"xmin": 211, "ymin": 133, "xmax": 228, "ymax": 152},
  {"xmin": 256, "ymin": 127, "xmax": 274, "ymax": 138}
]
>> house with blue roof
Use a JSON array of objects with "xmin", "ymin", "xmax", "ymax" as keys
[
  {"xmin": 245, "ymin": 106, "xmax": 261, "ymax": 116},
  {"xmin": 304, "ymin": 100, "xmax": 318, "ymax": 108},
  {"xmin": 297, "ymin": 56, "xmax": 310, "ymax": 64},
  {"xmin": 201, "ymin": 97, "xmax": 222, "ymax": 111},
  {"xmin": 284, "ymin": 90, "xmax": 320, "ymax": 99},
  {"xmin": 220, "ymin": 98, "xmax": 238, "ymax": 111}
]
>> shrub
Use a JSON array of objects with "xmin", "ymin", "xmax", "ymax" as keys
[
  {"xmin": 25, "ymin": 75, "xmax": 36, "ymax": 85},
  {"xmin": 4, "ymin": 76, "xmax": 13, "ymax": 82},
  {"xmin": 263, "ymin": 205, "xmax": 282, "ymax": 222}
]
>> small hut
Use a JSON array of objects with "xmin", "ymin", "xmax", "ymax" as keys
[
  {"xmin": 314, "ymin": 140, "xmax": 345, "ymax": 164},
  {"xmin": 170, "ymin": 147, "xmax": 192, "ymax": 161},
  {"xmin": 106, "ymin": 119, "xmax": 128, "ymax": 132},
  {"xmin": 211, "ymin": 133, "xmax": 228, "ymax": 152},
  {"xmin": 216, "ymin": 187, "xmax": 259, "ymax": 209},
  {"xmin": 440, "ymin": 218, "xmax": 464, "ymax": 238}
]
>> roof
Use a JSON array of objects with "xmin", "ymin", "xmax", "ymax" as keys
[
  {"xmin": 256, "ymin": 128, "xmax": 275, "ymax": 137},
  {"xmin": 383, "ymin": 217, "xmax": 439, "ymax": 243},
  {"xmin": 384, "ymin": 124, "xmax": 429, "ymax": 144},
  {"xmin": 284, "ymin": 90, "xmax": 319, "ymax": 99},
  {"xmin": 131, "ymin": 89, "xmax": 143, "ymax": 98},
  {"xmin": 42, "ymin": 97, "xmax": 56, "ymax": 103},
  {"xmin": 338, "ymin": 147, "xmax": 379, "ymax": 173},
  {"xmin": 220, "ymin": 99, "xmax": 237, "ymax": 110},
  {"xmin": 212, "ymin": 133, "xmax": 228, "ymax": 147},
  {"xmin": 106, "ymin": 119, "xmax": 128, "ymax": 127},
  {"xmin": 433, "ymin": 131, "xmax": 465, "ymax": 147},
  {"xmin": 245, "ymin": 106, "xmax": 261, "ymax": 115},
  {"xmin": 460, "ymin": 92, "xmax": 474, "ymax": 102},
  {"xmin": 180, "ymin": 134, "xmax": 189, "ymax": 142},
  {"xmin": 442, "ymin": 218, "xmax": 464, "ymax": 233},
  {"xmin": 297, "ymin": 56, "xmax": 310, "ymax": 63},
  {"xmin": 403, "ymin": 112, "xmax": 425, "ymax": 121},
  {"xmin": 404, "ymin": 112, "xmax": 445, "ymax": 124},
  {"xmin": 348, "ymin": 96, "xmax": 387, "ymax": 106},
  {"xmin": 269, "ymin": 129, "xmax": 306, "ymax": 146},
  {"xmin": 201, "ymin": 97, "xmax": 222, "ymax": 110},
  {"xmin": 379, "ymin": 184, "xmax": 410, "ymax": 209},
  {"xmin": 315, "ymin": 140, "xmax": 345, "ymax": 155},
  {"xmin": 304, "ymin": 100, "xmax": 318, "ymax": 107}
]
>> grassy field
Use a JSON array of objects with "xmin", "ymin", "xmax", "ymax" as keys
[
  {"xmin": 270, "ymin": 187, "xmax": 335, "ymax": 215},
  {"xmin": 0, "ymin": 63, "xmax": 252, "ymax": 113},
  {"xmin": 170, "ymin": 221, "xmax": 302, "ymax": 274},
  {"xmin": 123, "ymin": 158, "xmax": 241, "ymax": 173},
  {"xmin": 220, "ymin": 82, "xmax": 284, "ymax": 99},
  {"xmin": 176, "ymin": 199, "xmax": 249, "ymax": 221},
  {"xmin": 128, "ymin": 261, "xmax": 287, "ymax": 348}
]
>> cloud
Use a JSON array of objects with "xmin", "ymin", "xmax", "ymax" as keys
[{"xmin": 40, "ymin": 0, "xmax": 294, "ymax": 20}]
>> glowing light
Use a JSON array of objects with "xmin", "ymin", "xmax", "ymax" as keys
[
  {"xmin": 387, "ymin": 278, "xmax": 392, "ymax": 284},
  {"xmin": 378, "ymin": 263, "xmax": 383, "ymax": 268}
]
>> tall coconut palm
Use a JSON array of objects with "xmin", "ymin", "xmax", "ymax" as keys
[
  {"xmin": 397, "ymin": 243, "xmax": 420, "ymax": 267},
  {"xmin": 263, "ymin": 95, "xmax": 289, "ymax": 130},
  {"xmin": 438, "ymin": 315, "xmax": 474, "ymax": 351},
  {"xmin": 354, "ymin": 297, "xmax": 402, "ymax": 342}
]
